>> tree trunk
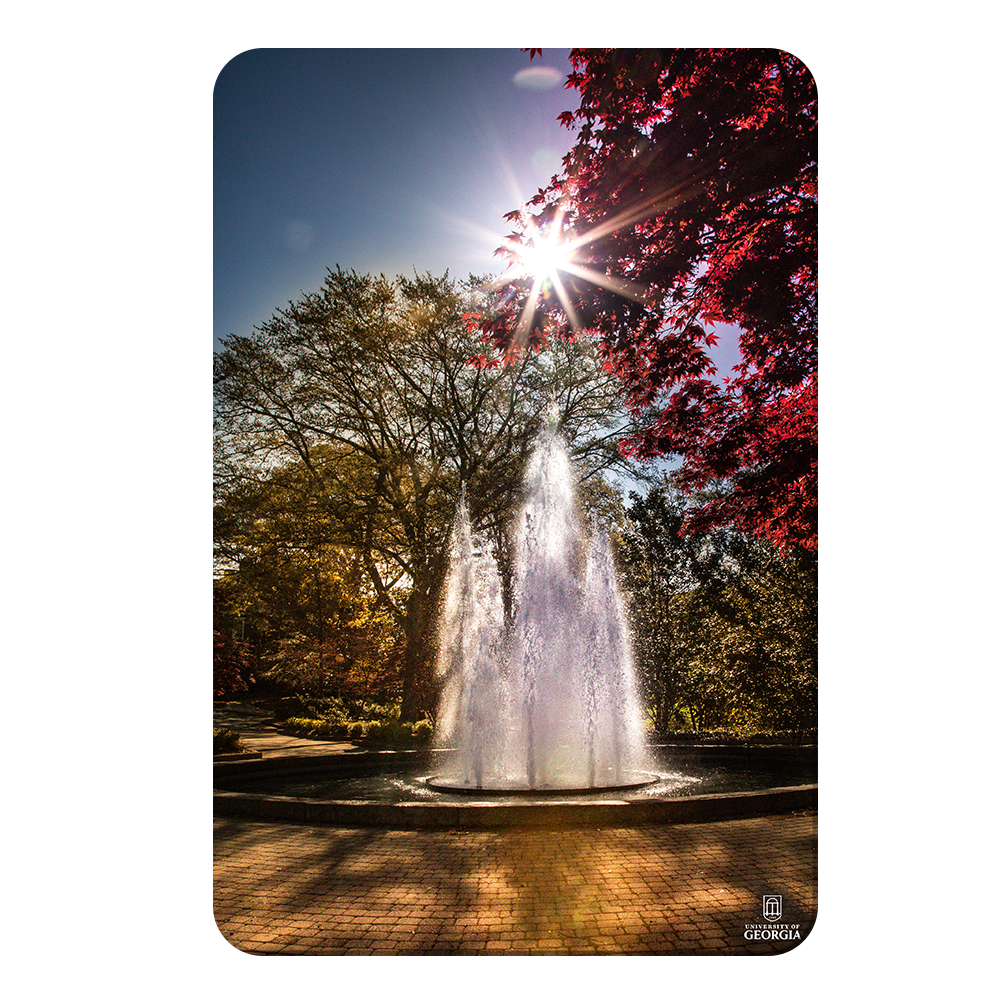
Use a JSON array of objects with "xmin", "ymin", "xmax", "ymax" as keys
[
  {"xmin": 400, "ymin": 591, "xmax": 429, "ymax": 721},
  {"xmin": 399, "ymin": 558, "xmax": 447, "ymax": 722}
]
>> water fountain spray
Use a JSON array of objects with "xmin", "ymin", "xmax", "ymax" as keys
[{"xmin": 433, "ymin": 423, "xmax": 648, "ymax": 792}]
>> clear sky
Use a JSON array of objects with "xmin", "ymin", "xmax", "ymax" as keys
[{"xmin": 214, "ymin": 48, "xmax": 578, "ymax": 351}]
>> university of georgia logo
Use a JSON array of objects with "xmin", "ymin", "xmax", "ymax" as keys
[{"xmin": 744, "ymin": 895, "xmax": 800, "ymax": 941}]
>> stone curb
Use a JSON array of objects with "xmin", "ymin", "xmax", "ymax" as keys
[{"xmin": 213, "ymin": 783, "xmax": 817, "ymax": 829}]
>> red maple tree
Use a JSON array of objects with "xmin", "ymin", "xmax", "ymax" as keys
[{"xmin": 475, "ymin": 49, "xmax": 817, "ymax": 552}]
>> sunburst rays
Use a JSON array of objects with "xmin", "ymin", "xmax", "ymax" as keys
[{"xmin": 492, "ymin": 172, "xmax": 703, "ymax": 351}]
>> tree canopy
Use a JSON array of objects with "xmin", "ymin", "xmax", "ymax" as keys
[
  {"xmin": 214, "ymin": 268, "xmax": 642, "ymax": 717},
  {"xmin": 476, "ymin": 49, "xmax": 817, "ymax": 554},
  {"xmin": 619, "ymin": 478, "xmax": 817, "ymax": 734}
]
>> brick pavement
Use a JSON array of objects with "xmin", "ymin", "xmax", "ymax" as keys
[{"xmin": 213, "ymin": 811, "xmax": 817, "ymax": 955}]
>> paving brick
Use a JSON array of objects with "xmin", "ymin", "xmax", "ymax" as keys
[{"xmin": 215, "ymin": 811, "xmax": 816, "ymax": 955}]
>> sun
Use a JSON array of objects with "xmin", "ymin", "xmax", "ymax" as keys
[
  {"xmin": 499, "ymin": 216, "xmax": 584, "ymax": 340},
  {"xmin": 518, "ymin": 230, "xmax": 573, "ymax": 284},
  {"xmin": 493, "ymin": 204, "xmax": 654, "ymax": 349},
  {"xmin": 502, "ymin": 205, "xmax": 578, "ymax": 287}
]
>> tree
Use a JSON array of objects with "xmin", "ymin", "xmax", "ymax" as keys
[
  {"xmin": 619, "ymin": 478, "xmax": 817, "ymax": 733},
  {"xmin": 618, "ymin": 480, "xmax": 735, "ymax": 731},
  {"xmin": 215, "ymin": 268, "xmax": 641, "ymax": 719},
  {"xmin": 213, "ymin": 577, "xmax": 257, "ymax": 697},
  {"xmin": 213, "ymin": 460, "xmax": 404, "ymax": 702},
  {"xmin": 710, "ymin": 532, "xmax": 817, "ymax": 732},
  {"xmin": 476, "ymin": 49, "xmax": 817, "ymax": 553}
]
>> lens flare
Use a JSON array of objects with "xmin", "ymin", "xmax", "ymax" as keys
[
  {"xmin": 477, "ymin": 149, "xmax": 718, "ymax": 355},
  {"xmin": 519, "ymin": 231, "xmax": 572, "ymax": 284},
  {"xmin": 499, "ymin": 209, "xmax": 645, "ymax": 345},
  {"xmin": 495, "ymin": 170, "xmax": 709, "ymax": 351}
]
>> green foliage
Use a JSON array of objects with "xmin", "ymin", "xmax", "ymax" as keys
[
  {"xmin": 213, "ymin": 728, "xmax": 243, "ymax": 753},
  {"xmin": 282, "ymin": 717, "xmax": 350, "ymax": 739},
  {"xmin": 279, "ymin": 703, "xmax": 435, "ymax": 745},
  {"xmin": 620, "ymin": 478, "xmax": 817, "ymax": 735},
  {"xmin": 411, "ymin": 718, "xmax": 434, "ymax": 742}
]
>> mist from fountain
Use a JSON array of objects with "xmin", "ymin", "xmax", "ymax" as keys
[{"xmin": 434, "ymin": 425, "xmax": 649, "ymax": 792}]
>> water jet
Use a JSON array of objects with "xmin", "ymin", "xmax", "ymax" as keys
[{"xmin": 433, "ymin": 423, "xmax": 648, "ymax": 793}]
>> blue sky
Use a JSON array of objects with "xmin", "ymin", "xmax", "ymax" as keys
[
  {"xmin": 214, "ymin": 47, "xmax": 754, "ymax": 502},
  {"xmin": 214, "ymin": 45, "xmax": 746, "ymax": 401},
  {"xmin": 214, "ymin": 48, "xmax": 580, "ymax": 351}
]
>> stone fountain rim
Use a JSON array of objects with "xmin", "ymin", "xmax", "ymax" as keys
[{"xmin": 213, "ymin": 749, "xmax": 817, "ymax": 829}]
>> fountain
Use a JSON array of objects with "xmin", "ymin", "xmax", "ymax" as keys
[
  {"xmin": 431, "ymin": 422, "xmax": 652, "ymax": 793},
  {"xmin": 214, "ymin": 419, "xmax": 818, "ymax": 827}
]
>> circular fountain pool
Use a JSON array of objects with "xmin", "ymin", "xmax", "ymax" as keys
[{"xmin": 214, "ymin": 744, "xmax": 817, "ymax": 828}]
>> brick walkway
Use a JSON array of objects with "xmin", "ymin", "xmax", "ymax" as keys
[{"xmin": 214, "ymin": 811, "xmax": 817, "ymax": 955}]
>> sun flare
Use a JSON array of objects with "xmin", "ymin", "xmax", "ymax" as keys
[
  {"xmin": 518, "ymin": 231, "xmax": 573, "ymax": 284},
  {"xmin": 492, "ymin": 199, "xmax": 669, "ymax": 350}
]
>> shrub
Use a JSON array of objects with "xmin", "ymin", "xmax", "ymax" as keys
[
  {"xmin": 213, "ymin": 728, "xmax": 243, "ymax": 753},
  {"xmin": 283, "ymin": 717, "xmax": 318, "ymax": 736},
  {"xmin": 274, "ymin": 696, "xmax": 320, "ymax": 721},
  {"xmin": 276, "ymin": 710, "xmax": 432, "ymax": 744},
  {"xmin": 411, "ymin": 719, "xmax": 434, "ymax": 742},
  {"xmin": 378, "ymin": 721, "xmax": 412, "ymax": 745}
]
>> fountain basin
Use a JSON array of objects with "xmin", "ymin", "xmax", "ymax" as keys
[{"xmin": 214, "ymin": 746, "xmax": 816, "ymax": 828}]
